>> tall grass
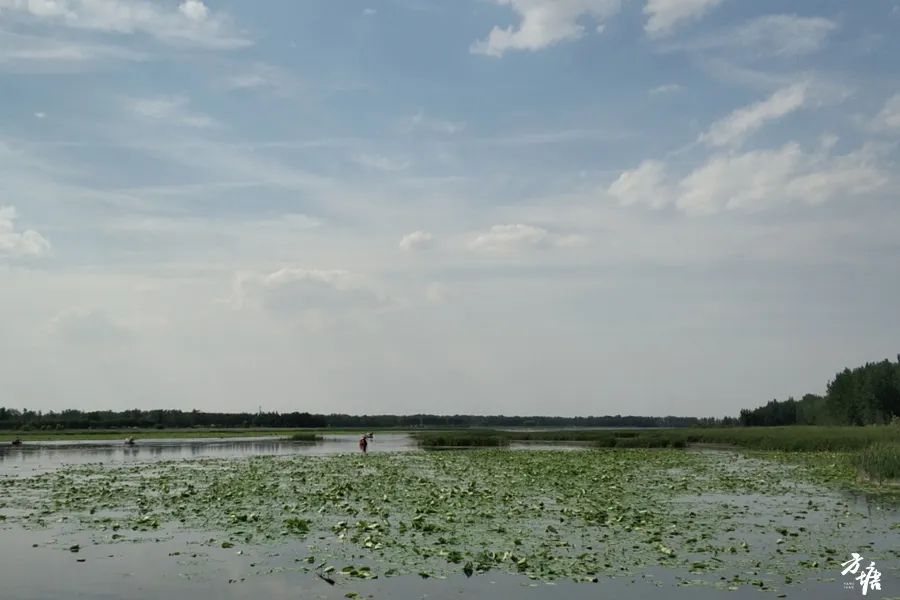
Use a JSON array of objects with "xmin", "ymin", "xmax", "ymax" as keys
[
  {"xmin": 289, "ymin": 432, "xmax": 321, "ymax": 442},
  {"xmin": 855, "ymin": 443, "xmax": 900, "ymax": 482}
]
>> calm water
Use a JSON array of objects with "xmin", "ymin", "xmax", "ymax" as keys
[
  {"xmin": 0, "ymin": 434, "xmax": 581, "ymax": 477},
  {"xmin": 0, "ymin": 437, "xmax": 897, "ymax": 599},
  {"xmin": 0, "ymin": 434, "xmax": 415, "ymax": 476}
]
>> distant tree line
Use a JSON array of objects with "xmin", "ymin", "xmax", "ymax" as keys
[
  {"xmin": 323, "ymin": 414, "xmax": 723, "ymax": 428},
  {"xmin": 0, "ymin": 409, "xmax": 327, "ymax": 431},
  {"xmin": 0, "ymin": 408, "xmax": 726, "ymax": 431},
  {"xmin": 739, "ymin": 356, "xmax": 900, "ymax": 426}
]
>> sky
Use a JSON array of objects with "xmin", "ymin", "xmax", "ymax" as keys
[{"xmin": 1, "ymin": 0, "xmax": 899, "ymax": 417}]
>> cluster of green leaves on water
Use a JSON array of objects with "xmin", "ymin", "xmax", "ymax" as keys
[{"xmin": 0, "ymin": 449, "xmax": 897, "ymax": 588}]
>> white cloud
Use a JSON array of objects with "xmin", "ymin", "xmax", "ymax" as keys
[
  {"xmin": 0, "ymin": 0, "xmax": 248, "ymax": 49},
  {"xmin": 471, "ymin": 0, "xmax": 621, "ymax": 57},
  {"xmin": 468, "ymin": 224, "xmax": 584, "ymax": 254},
  {"xmin": 872, "ymin": 94, "xmax": 900, "ymax": 132},
  {"xmin": 470, "ymin": 224, "xmax": 548, "ymax": 253},
  {"xmin": 700, "ymin": 83, "xmax": 807, "ymax": 147},
  {"xmin": 649, "ymin": 83, "xmax": 683, "ymax": 96},
  {"xmin": 399, "ymin": 230, "xmax": 434, "ymax": 251},
  {"xmin": 677, "ymin": 144, "xmax": 804, "ymax": 215},
  {"xmin": 178, "ymin": 0, "xmax": 208, "ymax": 22},
  {"xmin": 644, "ymin": 0, "xmax": 722, "ymax": 37},
  {"xmin": 611, "ymin": 142, "xmax": 889, "ymax": 216},
  {"xmin": 128, "ymin": 96, "xmax": 217, "ymax": 128},
  {"xmin": 0, "ymin": 206, "xmax": 51, "ymax": 258},
  {"xmin": 608, "ymin": 160, "xmax": 669, "ymax": 209},
  {"xmin": 19, "ymin": 0, "xmax": 70, "ymax": 18}
]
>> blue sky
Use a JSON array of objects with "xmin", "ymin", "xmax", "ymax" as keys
[{"xmin": 1, "ymin": 0, "xmax": 899, "ymax": 416}]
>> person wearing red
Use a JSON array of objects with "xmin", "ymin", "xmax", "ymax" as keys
[{"xmin": 359, "ymin": 435, "xmax": 368, "ymax": 454}]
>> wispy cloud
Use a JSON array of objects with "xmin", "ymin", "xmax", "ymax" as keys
[
  {"xmin": 649, "ymin": 83, "xmax": 683, "ymax": 96},
  {"xmin": 671, "ymin": 14, "xmax": 837, "ymax": 58},
  {"xmin": 644, "ymin": 0, "xmax": 723, "ymax": 37},
  {"xmin": 0, "ymin": 31, "xmax": 145, "ymax": 70},
  {"xmin": 127, "ymin": 96, "xmax": 218, "ymax": 129},
  {"xmin": 469, "ymin": 224, "xmax": 585, "ymax": 254},
  {"xmin": 224, "ymin": 62, "xmax": 301, "ymax": 96},
  {"xmin": 700, "ymin": 83, "xmax": 808, "ymax": 147},
  {"xmin": 355, "ymin": 153, "xmax": 411, "ymax": 172},
  {"xmin": 473, "ymin": 128, "xmax": 632, "ymax": 147},
  {"xmin": 0, "ymin": 0, "xmax": 249, "ymax": 49},
  {"xmin": 402, "ymin": 110, "xmax": 463, "ymax": 135}
]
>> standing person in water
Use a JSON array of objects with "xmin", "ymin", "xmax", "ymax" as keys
[{"xmin": 359, "ymin": 435, "xmax": 368, "ymax": 454}]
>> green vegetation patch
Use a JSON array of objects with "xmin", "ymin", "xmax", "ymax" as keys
[{"xmin": 413, "ymin": 431, "xmax": 510, "ymax": 447}]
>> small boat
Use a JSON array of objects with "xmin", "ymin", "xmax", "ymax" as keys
[
  {"xmin": 124, "ymin": 437, "xmax": 136, "ymax": 446},
  {"xmin": 365, "ymin": 432, "xmax": 374, "ymax": 440}
]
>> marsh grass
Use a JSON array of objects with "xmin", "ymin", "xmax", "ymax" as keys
[
  {"xmin": 414, "ymin": 431, "xmax": 510, "ymax": 447},
  {"xmin": 855, "ymin": 442, "xmax": 900, "ymax": 482},
  {"xmin": 507, "ymin": 426, "xmax": 900, "ymax": 451},
  {"xmin": 289, "ymin": 432, "xmax": 322, "ymax": 442},
  {"xmin": 415, "ymin": 426, "xmax": 898, "ymax": 451}
]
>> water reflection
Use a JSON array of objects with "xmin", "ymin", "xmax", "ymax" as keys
[{"xmin": 0, "ymin": 434, "xmax": 417, "ymax": 477}]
